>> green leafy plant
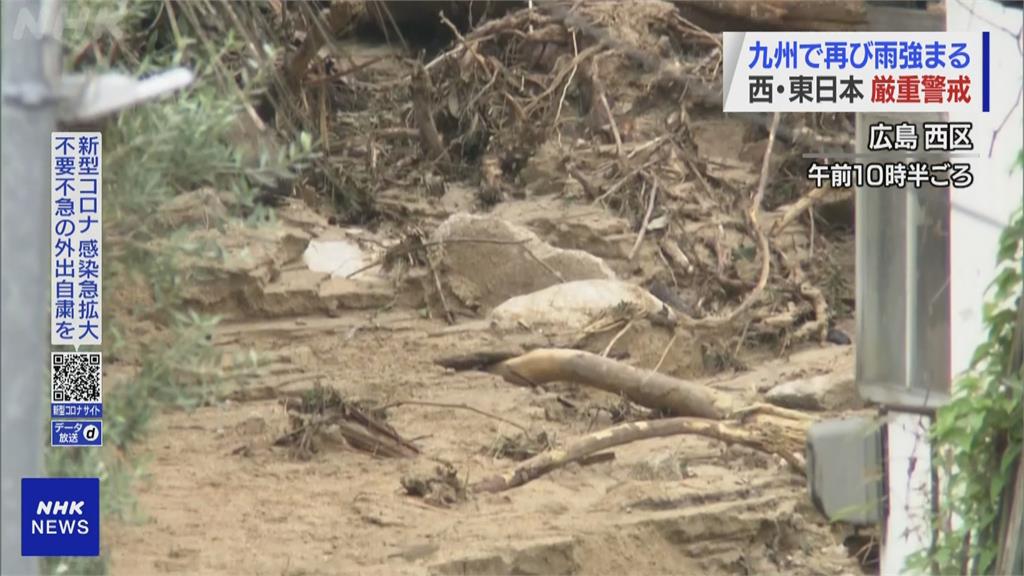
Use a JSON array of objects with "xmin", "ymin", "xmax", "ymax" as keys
[
  {"xmin": 908, "ymin": 201, "xmax": 1023, "ymax": 574},
  {"xmin": 44, "ymin": 3, "xmax": 315, "ymax": 574}
]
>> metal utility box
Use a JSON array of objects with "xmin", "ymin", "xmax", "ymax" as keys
[
  {"xmin": 855, "ymin": 112, "xmax": 952, "ymax": 410},
  {"xmin": 806, "ymin": 417, "xmax": 885, "ymax": 525}
]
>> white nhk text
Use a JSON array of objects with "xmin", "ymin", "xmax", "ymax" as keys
[{"xmin": 31, "ymin": 500, "xmax": 91, "ymax": 536}]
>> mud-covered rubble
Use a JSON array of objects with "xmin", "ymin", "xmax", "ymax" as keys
[
  {"xmin": 162, "ymin": 191, "xmax": 397, "ymax": 319},
  {"xmin": 489, "ymin": 279, "xmax": 670, "ymax": 333},
  {"xmin": 425, "ymin": 483, "xmax": 851, "ymax": 576},
  {"xmin": 766, "ymin": 372, "xmax": 863, "ymax": 412},
  {"xmin": 491, "ymin": 197, "xmax": 636, "ymax": 262},
  {"xmin": 431, "ymin": 213, "xmax": 617, "ymax": 311}
]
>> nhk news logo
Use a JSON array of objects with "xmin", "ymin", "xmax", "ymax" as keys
[
  {"xmin": 21, "ymin": 478, "xmax": 100, "ymax": 557},
  {"xmin": 723, "ymin": 31, "xmax": 991, "ymax": 113}
]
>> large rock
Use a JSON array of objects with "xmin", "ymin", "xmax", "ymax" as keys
[
  {"xmin": 488, "ymin": 279, "xmax": 704, "ymax": 378},
  {"xmin": 432, "ymin": 213, "xmax": 615, "ymax": 311},
  {"xmin": 492, "ymin": 197, "xmax": 635, "ymax": 261},
  {"xmin": 489, "ymin": 279, "xmax": 670, "ymax": 332},
  {"xmin": 766, "ymin": 373, "xmax": 861, "ymax": 411}
]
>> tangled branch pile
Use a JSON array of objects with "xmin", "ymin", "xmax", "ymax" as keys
[{"xmin": 108, "ymin": 0, "xmax": 856, "ymax": 347}]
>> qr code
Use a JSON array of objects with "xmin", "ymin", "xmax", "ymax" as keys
[{"xmin": 51, "ymin": 352, "xmax": 102, "ymax": 403}]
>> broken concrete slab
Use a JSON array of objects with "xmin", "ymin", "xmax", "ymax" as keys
[
  {"xmin": 319, "ymin": 277, "xmax": 394, "ymax": 311},
  {"xmin": 255, "ymin": 269, "xmax": 329, "ymax": 317},
  {"xmin": 432, "ymin": 213, "xmax": 615, "ymax": 311},
  {"xmin": 766, "ymin": 372, "xmax": 862, "ymax": 411},
  {"xmin": 175, "ymin": 221, "xmax": 311, "ymax": 314},
  {"xmin": 274, "ymin": 197, "xmax": 331, "ymax": 236}
]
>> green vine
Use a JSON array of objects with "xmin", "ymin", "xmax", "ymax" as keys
[{"xmin": 909, "ymin": 199, "xmax": 1023, "ymax": 574}]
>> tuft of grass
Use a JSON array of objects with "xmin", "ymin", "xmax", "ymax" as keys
[{"xmin": 44, "ymin": 3, "xmax": 314, "ymax": 574}]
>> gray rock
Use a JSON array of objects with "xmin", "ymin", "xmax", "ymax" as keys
[
  {"xmin": 766, "ymin": 373, "xmax": 861, "ymax": 411},
  {"xmin": 432, "ymin": 213, "xmax": 615, "ymax": 311}
]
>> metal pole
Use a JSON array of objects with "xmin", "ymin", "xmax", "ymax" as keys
[{"xmin": 2, "ymin": 0, "xmax": 59, "ymax": 573}]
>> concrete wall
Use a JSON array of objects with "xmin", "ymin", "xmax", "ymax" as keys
[{"xmin": 947, "ymin": 1, "xmax": 1024, "ymax": 380}]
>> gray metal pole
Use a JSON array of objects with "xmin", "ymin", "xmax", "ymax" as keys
[{"xmin": 2, "ymin": 0, "xmax": 58, "ymax": 574}]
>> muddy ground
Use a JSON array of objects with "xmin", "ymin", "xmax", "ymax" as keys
[
  {"xmin": 106, "ymin": 317, "xmax": 864, "ymax": 576},
  {"xmin": 102, "ymin": 1, "xmax": 873, "ymax": 574},
  {"xmin": 103, "ymin": 193, "xmax": 865, "ymax": 576}
]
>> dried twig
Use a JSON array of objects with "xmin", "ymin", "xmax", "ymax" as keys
[
  {"xmin": 382, "ymin": 400, "xmax": 529, "ymax": 435},
  {"xmin": 283, "ymin": 1, "xmax": 355, "ymax": 92},
  {"xmin": 429, "ymin": 259, "xmax": 455, "ymax": 325},
  {"xmin": 775, "ymin": 248, "xmax": 830, "ymax": 343},
  {"xmin": 526, "ymin": 44, "xmax": 605, "ymax": 113},
  {"xmin": 590, "ymin": 55, "xmax": 623, "ymax": 156},
  {"xmin": 593, "ymin": 155, "xmax": 662, "ymax": 204},
  {"xmin": 601, "ymin": 319, "xmax": 634, "ymax": 357},
  {"xmin": 770, "ymin": 187, "xmax": 828, "ymax": 237},
  {"xmin": 659, "ymin": 235, "xmax": 694, "ymax": 275},
  {"xmin": 554, "ymin": 29, "xmax": 579, "ymax": 141},
  {"xmin": 411, "ymin": 63, "xmax": 451, "ymax": 166},
  {"xmin": 675, "ymin": 112, "xmax": 780, "ymax": 330},
  {"xmin": 793, "ymin": 282, "xmax": 829, "ymax": 342},
  {"xmin": 628, "ymin": 176, "xmax": 659, "ymax": 260},
  {"xmin": 648, "ymin": 330, "xmax": 679, "ymax": 377}
]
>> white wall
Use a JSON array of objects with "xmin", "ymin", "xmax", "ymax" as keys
[
  {"xmin": 948, "ymin": 0, "xmax": 1024, "ymax": 380},
  {"xmin": 883, "ymin": 4, "xmax": 1022, "ymax": 574}
]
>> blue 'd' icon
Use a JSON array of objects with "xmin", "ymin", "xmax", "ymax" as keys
[{"xmin": 21, "ymin": 477, "xmax": 100, "ymax": 556}]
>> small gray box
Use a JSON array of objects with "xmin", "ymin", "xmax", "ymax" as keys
[{"xmin": 806, "ymin": 417, "xmax": 884, "ymax": 526}]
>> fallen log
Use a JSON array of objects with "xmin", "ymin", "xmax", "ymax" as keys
[
  {"xmin": 489, "ymin": 348, "xmax": 727, "ymax": 420},
  {"xmin": 473, "ymin": 412, "xmax": 808, "ymax": 493}
]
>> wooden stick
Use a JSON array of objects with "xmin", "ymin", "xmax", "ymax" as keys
[
  {"xmin": 283, "ymin": 1, "xmax": 355, "ymax": 92},
  {"xmin": 628, "ymin": 176, "xmax": 658, "ymax": 260},
  {"xmin": 490, "ymin": 348, "xmax": 724, "ymax": 419},
  {"xmin": 770, "ymin": 187, "xmax": 828, "ymax": 237},
  {"xmin": 383, "ymin": 400, "xmax": 529, "ymax": 435},
  {"xmin": 473, "ymin": 415, "xmax": 806, "ymax": 493},
  {"xmin": 411, "ymin": 63, "xmax": 451, "ymax": 165},
  {"xmin": 675, "ymin": 112, "xmax": 780, "ymax": 331}
]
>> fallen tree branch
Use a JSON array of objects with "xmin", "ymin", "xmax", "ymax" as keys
[
  {"xmin": 793, "ymin": 282, "xmax": 829, "ymax": 342},
  {"xmin": 472, "ymin": 413, "xmax": 808, "ymax": 493},
  {"xmin": 411, "ymin": 63, "xmax": 451, "ymax": 166},
  {"xmin": 590, "ymin": 55, "xmax": 624, "ymax": 156},
  {"xmin": 628, "ymin": 175, "xmax": 658, "ymax": 261},
  {"xmin": 490, "ymin": 348, "xmax": 726, "ymax": 419},
  {"xmin": 275, "ymin": 411, "xmax": 419, "ymax": 459},
  {"xmin": 675, "ymin": 112, "xmax": 780, "ymax": 331},
  {"xmin": 770, "ymin": 187, "xmax": 828, "ymax": 237},
  {"xmin": 284, "ymin": 1, "xmax": 356, "ymax": 93},
  {"xmin": 776, "ymin": 248, "xmax": 830, "ymax": 343}
]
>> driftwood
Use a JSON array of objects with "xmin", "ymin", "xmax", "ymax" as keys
[
  {"xmin": 275, "ymin": 389, "xmax": 419, "ymax": 458},
  {"xmin": 473, "ymin": 408, "xmax": 810, "ymax": 493},
  {"xmin": 275, "ymin": 413, "xmax": 419, "ymax": 458},
  {"xmin": 411, "ymin": 63, "xmax": 450, "ymax": 166},
  {"xmin": 674, "ymin": 0, "xmax": 868, "ymax": 33},
  {"xmin": 488, "ymin": 348, "xmax": 725, "ymax": 420},
  {"xmin": 283, "ymin": 1, "xmax": 358, "ymax": 92}
]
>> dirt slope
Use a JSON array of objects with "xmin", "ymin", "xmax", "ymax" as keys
[{"xmin": 106, "ymin": 307, "xmax": 863, "ymax": 576}]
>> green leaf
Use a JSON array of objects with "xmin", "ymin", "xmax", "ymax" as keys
[{"xmin": 978, "ymin": 546, "xmax": 997, "ymax": 574}]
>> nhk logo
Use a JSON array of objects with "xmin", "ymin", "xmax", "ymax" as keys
[
  {"xmin": 21, "ymin": 478, "xmax": 100, "ymax": 557},
  {"xmin": 32, "ymin": 500, "xmax": 90, "ymax": 535}
]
